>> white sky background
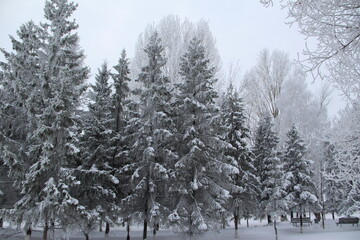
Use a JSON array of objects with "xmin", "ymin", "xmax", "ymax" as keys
[{"xmin": 0, "ymin": 0, "xmax": 343, "ymax": 116}]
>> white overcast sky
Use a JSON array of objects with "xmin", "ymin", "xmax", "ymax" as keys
[{"xmin": 0, "ymin": 0, "xmax": 343, "ymax": 116}]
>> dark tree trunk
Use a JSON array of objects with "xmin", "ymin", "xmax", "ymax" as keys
[
  {"xmin": 25, "ymin": 227, "xmax": 32, "ymax": 240},
  {"xmin": 143, "ymin": 173, "xmax": 150, "ymax": 240},
  {"xmin": 247, "ymin": 217, "xmax": 249, "ymax": 228},
  {"xmin": 267, "ymin": 215, "xmax": 272, "ymax": 224},
  {"xmin": 234, "ymin": 214, "xmax": 239, "ymax": 230},
  {"xmin": 84, "ymin": 233, "xmax": 89, "ymax": 240},
  {"xmin": 332, "ymin": 212, "xmax": 335, "ymax": 220},
  {"xmin": 299, "ymin": 204, "xmax": 303, "ymax": 233},
  {"xmin": 314, "ymin": 212, "xmax": 321, "ymax": 222},
  {"xmin": 153, "ymin": 223, "xmax": 157, "ymax": 235},
  {"xmin": 321, "ymin": 211, "xmax": 325, "ymax": 229},
  {"xmin": 0, "ymin": 218, "xmax": 3, "ymax": 228},
  {"xmin": 126, "ymin": 221, "xmax": 130, "ymax": 240},
  {"xmin": 105, "ymin": 222, "xmax": 110, "ymax": 234},
  {"xmin": 143, "ymin": 219, "xmax": 148, "ymax": 240},
  {"xmin": 290, "ymin": 211, "xmax": 294, "ymax": 219}
]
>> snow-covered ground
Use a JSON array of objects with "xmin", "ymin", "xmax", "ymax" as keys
[{"xmin": 1, "ymin": 217, "xmax": 359, "ymax": 240}]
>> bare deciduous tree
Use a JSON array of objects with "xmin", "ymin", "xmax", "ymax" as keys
[
  {"xmin": 242, "ymin": 49, "xmax": 291, "ymax": 121},
  {"xmin": 131, "ymin": 15, "xmax": 222, "ymax": 83},
  {"xmin": 261, "ymin": 0, "xmax": 360, "ymax": 103}
]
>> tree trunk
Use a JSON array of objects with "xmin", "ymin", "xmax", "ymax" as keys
[
  {"xmin": 99, "ymin": 220, "xmax": 103, "ymax": 232},
  {"xmin": 153, "ymin": 223, "xmax": 157, "ymax": 236},
  {"xmin": 321, "ymin": 210, "xmax": 325, "ymax": 229},
  {"xmin": 290, "ymin": 210, "xmax": 294, "ymax": 219},
  {"xmin": 51, "ymin": 221, "xmax": 55, "ymax": 240},
  {"xmin": 25, "ymin": 227, "xmax": 32, "ymax": 240},
  {"xmin": 143, "ymin": 195, "xmax": 149, "ymax": 240},
  {"xmin": 143, "ymin": 219, "xmax": 148, "ymax": 240},
  {"xmin": 332, "ymin": 212, "xmax": 335, "ymax": 220},
  {"xmin": 105, "ymin": 222, "xmax": 110, "ymax": 239},
  {"xmin": 299, "ymin": 204, "xmax": 303, "ymax": 233},
  {"xmin": 189, "ymin": 216, "xmax": 193, "ymax": 238},
  {"xmin": 127, "ymin": 221, "xmax": 130, "ymax": 240},
  {"xmin": 0, "ymin": 218, "xmax": 3, "ymax": 228},
  {"xmin": 267, "ymin": 215, "xmax": 272, "ymax": 224},
  {"xmin": 247, "ymin": 217, "xmax": 249, "ymax": 228},
  {"xmin": 43, "ymin": 221, "xmax": 49, "ymax": 240},
  {"xmin": 234, "ymin": 214, "xmax": 239, "ymax": 230},
  {"xmin": 84, "ymin": 233, "xmax": 89, "ymax": 240},
  {"xmin": 274, "ymin": 220, "xmax": 278, "ymax": 240},
  {"xmin": 143, "ymin": 171, "xmax": 150, "ymax": 240}
]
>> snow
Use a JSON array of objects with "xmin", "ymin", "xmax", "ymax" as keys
[
  {"xmin": 2, "ymin": 216, "xmax": 359, "ymax": 240},
  {"xmin": 191, "ymin": 180, "xmax": 199, "ymax": 191}
]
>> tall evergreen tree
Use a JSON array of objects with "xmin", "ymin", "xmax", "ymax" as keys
[
  {"xmin": 253, "ymin": 115, "xmax": 281, "ymax": 224},
  {"xmin": 0, "ymin": 20, "xmax": 42, "ymax": 182},
  {"xmin": 122, "ymin": 32, "xmax": 176, "ymax": 240},
  {"xmin": 168, "ymin": 38, "xmax": 236, "ymax": 236},
  {"xmin": 323, "ymin": 141, "xmax": 345, "ymax": 219},
  {"xmin": 110, "ymin": 49, "xmax": 133, "ymax": 233},
  {"xmin": 283, "ymin": 125, "xmax": 318, "ymax": 233},
  {"xmin": 220, "ymin": 83, "xmax": 259, "ymax": 231},
  {"xmin": 0, "ymin": 20, "xmax": 45, "ymax": 238},
  {"xmin": 111, "ymin": 49, "xmax": 131, "ymax": 162},
  {"xmin": 0, "ymin": 21, "xmax": 42, "ymax": 214},
  {"xmin": 2, "ymin": 1, "xmax": 90, "ymax": 238},
  {"xmin": 75, "ymin": 62, "xmax": 119, "ymax": 240},
  {"xmin": 260, "ymin": 147, "xmax": 287, "ymax": 239}
]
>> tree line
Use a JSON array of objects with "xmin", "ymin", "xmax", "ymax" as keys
[{"xmin": 0, "ymin": 1, "xmax": 358, "ymax": 240}]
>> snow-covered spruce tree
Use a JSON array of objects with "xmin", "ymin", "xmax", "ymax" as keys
[
  {"xmin": 6, "ymin": 0, "xmax": 89, "ymax": 238},
  {"xmin": 121, "ymin": 32, "xmax": 176, "ymax": 240},
  {"xmin": 168, "ymin": 38, "xmax": 236, "ymax": 237},
  {"xmin": 259, "ymin": 148, "xmax": 287, "ymax": 240},
  {"xmin": 253, "ymin": 115, "xmax": 281, "ymax": 224},
  {"xmin": 75, "ymin": 62, "xmax": 119, "ymax": 240},
  {"xmin": 283, "ymin": 125, "xmax": 318, "ymax": 233},
  {"xmin": 322, "ymin": 141, "xmax": 344, "ymax": 220},
  {"xmin": 0, "ymin": 21, "xmax": 43, "ymax": 182},
  {"xmin": 0, "ymin": 20, "xmax": 45, "ymax": 238},
  {"xmin": 220, "ymin": 83, "xmax": 259, "ymax": 231},
  {"xmin": 110, "ymin": 49, "xmax": 133, "ymax": 232},
  {"xmin": 111, "ymin": 49, "xmax": 131, "ymax": 161}
]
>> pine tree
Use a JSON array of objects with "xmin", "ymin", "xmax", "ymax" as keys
[
  {"xmin": 169, "ymin": 38, "xmax": 236, "ymax": 237},
  {"xmin": 122, "ymin": 32, "xmax": 176, "ymax": 240},
  {"xmin": 5, "ymin": 0, "xmax": 90, "ymax": 237},
  {"xmin": 253, "ymin": 115, "xmax": 283, "ymax": 224},
  {"xmin": 283, "ymin": 125, "xmax": 318, "ymax": 233},
  {"xmin": 75, "ymin": 62, "xmax": 119, "ymax": 240},
  {"xmin": 220, "ymin": 83, "xmax": 259, "ymax": 230}
]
